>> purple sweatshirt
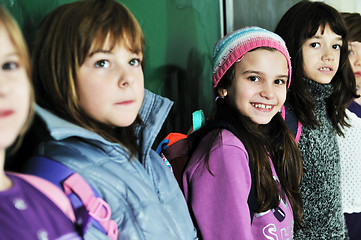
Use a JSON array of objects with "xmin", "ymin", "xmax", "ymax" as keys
[
  {"xmin": 0, "ymin": 173, "xmax": 81, "ymax": 240},
  {"xmin": 183, "ymin": 129, "xmax": 294, "ymax": 240}
]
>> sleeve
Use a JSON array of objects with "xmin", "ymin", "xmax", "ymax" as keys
[{"xmin": 185, "ymin": 138, "xmax": 254, "ymax": 240}]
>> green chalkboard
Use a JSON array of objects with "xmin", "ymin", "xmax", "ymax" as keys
[
  {"xmin": 1, "ymin": 0, "xmax": 301, "ymax": 139},
  {"xmin": 0, "ymin": 0, "xmax": 221, "ymax": 136}
]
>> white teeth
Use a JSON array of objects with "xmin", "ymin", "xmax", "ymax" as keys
[
  {"xmin": 252, "ymin": 103, "xmax": 272, "ymax": 109},
  {"xmin": 320, "ymin": 67, "xmax": 331, "ymax": 71}
]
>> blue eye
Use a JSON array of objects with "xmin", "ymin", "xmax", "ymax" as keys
[
  {"xmin": 95, "ymin": 60, "xmax": 110, "ymax": 68},
  {"xmin": 129, "ymin": 58, "xmax": 141, "ymax": 67},
  {"xmin": 2, "ymin": 62, "xmax": 18, "ymax": 70}
]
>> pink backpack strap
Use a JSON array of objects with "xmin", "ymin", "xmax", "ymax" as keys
[
  {"xmin": 281, "ymin": 105, "xmax": 286, "ymax": 119},
  {"xmin": 63, "ymin": 172, "xmax": 118, "ymax": 240},
  {"xmin": 12, "ymin": 173, "xmax": 76, "ymax": 223},
  {"xmin": 281, "ymin": 104, "xmax": 302, "ymax": 144},
  {"xmin": 295, "ymin": 121, "xmax": 302, "ymax": 143}
]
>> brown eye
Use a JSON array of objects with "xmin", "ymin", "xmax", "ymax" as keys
[{"xmin": 248, "ymin": 76, "xmax": 260, "ymax": 82}]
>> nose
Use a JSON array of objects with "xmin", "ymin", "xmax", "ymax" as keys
[
  {"xmin": 260, "ymin": 83, "xmax": 275, "ymax": 99},
  {"xmin": 322, "ymin": 48, "xmax": 334, "ymax": 62},
  {"xmin": 118, "ymin": 67, "xmax": 135, "ymax": 88},
  {"xmin": 354, "ymin": 55, "xmax": 361, "ymax": 66}
]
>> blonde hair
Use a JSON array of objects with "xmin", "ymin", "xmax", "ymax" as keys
[
  {"xmin": 32, "ymin": 0, "xmax": 144, "ymax": 153},
  {"xmin": 0, "ymin": 5, "xmax": 34, "ymax": 152}
]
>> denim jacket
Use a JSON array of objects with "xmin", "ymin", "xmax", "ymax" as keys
[{"xmin": 29, "ymin": 90, "xmax": 197, "ymax": 240}]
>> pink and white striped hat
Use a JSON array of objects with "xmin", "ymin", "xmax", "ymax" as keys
[{"xmin": 212, "ymin": 26, "xmax": 292, "ymax": 88}]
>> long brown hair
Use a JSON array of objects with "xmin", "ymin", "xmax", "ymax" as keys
[
  {"xmin": 209, "ymin": 58, "xmax": 303, "ymax": 230},
  {"xmin": 32, "ymin": 0, "xmax": 145, "ymax": 155},
  {"xmin": 274, "ymin": 0, "xmax": 357, "ymax": 135}
]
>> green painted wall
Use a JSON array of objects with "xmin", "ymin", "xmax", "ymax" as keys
[{"xmin": 0, "ymin": 0, "xmax": 221, "ymax": 135}]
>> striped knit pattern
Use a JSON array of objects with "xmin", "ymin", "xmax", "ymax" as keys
[{"xmin": 212, "ymin": 26, "xmax": 292, "ymax": 88}]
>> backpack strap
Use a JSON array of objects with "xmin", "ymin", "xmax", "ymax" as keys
[
  {"xmin": 281, "ymin": 105, "xmax": 302, "ymax": 143},
  {"xmin": 187, "ymin": 110, "xmax": 206, "ymax": 134},
  {"xmin": 157, "ymin": 111, "xmax": 257, "ymax": 221},
  {"xmin": 63, "ymin": 173, "xmax": 118, "ymax": 239},
  {"xmin": 25, "ymin": 156, "xmax": 118, "ymax": 240},
  {"xmin": 11, "ymin": 172, "xmax": 76, "ymax": 223}
]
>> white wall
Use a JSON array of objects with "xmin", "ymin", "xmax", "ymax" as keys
[{"xmin": 312, "ymin": 0, "xmax": 361, "ymax": 13}]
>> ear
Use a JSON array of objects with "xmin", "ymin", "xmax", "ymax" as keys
[{"xmin": 217, "ymin": 88, "xmax": 228, "ymax": 97}]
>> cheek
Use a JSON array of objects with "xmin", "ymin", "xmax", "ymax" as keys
[
  {"xmin": 17, "ymin": 76, "xmax": 31, "ymax": 107},
  {"xmin": 16, "ymin": 82, "xmax": 32, "ymax": 132},
  {"xmin": 279, "ymin": 89, "xmax": 287, "ymax": 105},
  {"xmin": 336, "ymin": 53, "xmax": 341, "ymax": 65},
  {"xmin": 356, "ymin": 79, "xmax": 361, "ymax": 92},
  {"xmin": 302, "ymin": 62, "xmax": 311, "ymax": 77},
  {"xmin": 135, "ymin": 74, "xmax": 145, "ymax": 103},
  {"xmin": 230, "ymin": 88, "xmax": 249, "ymax": 111},
  {"xmin": 274, "ymin": 84, "xmax": 287, "ymax": 107}
]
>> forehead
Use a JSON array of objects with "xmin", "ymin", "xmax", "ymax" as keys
[
  {"xmin": 234, "ymin": 49, "xmax": 289, "ymax": 80},
  {"xmin": 0, "ymin": 26, "xmax": 16, "ymax": 54},
  {"xmin": 350, "ymin": 41, "xmax": 361, "ymax": 49},
  {"xmin": 238, "ymin": 49, "xmax": 287, "ymax": 68},
  {"xmin": 312, "ymin": 24, "xmax": 342, "ymax": 40},
  {"xmin": 89, "ymin": 32, "xmax": 139, "ymax": 55}
]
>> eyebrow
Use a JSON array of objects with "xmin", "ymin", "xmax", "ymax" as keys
[
  {"xmin": 4, "ymin": 52, "xmax": 19, "ymax": 58},
  {"xmin": 242, "ymin": 70, "xmax": 288, "ymax": 78},
  {"xmin": 311, "ymin": 35, "xmax": 343, "ymax": 42},
  {"xmin": 88, "ymin": 49, "xmax": 112, "ymax": 57},
  {"xmin": 242, "ymin": 70, "xmax": 261, "ymax": 75},
  {"xmin": 278, "ymin": 75, "xmax": 289, "ymax": 79}
]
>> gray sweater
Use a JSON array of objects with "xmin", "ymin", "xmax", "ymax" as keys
[{"xmin": 294, "ymin": 79, "xmax": 348, "ymax": 239}]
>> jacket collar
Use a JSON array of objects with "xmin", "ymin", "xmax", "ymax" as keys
[{"xmin": 36, "ymin": 89, "xmax": 173, "ymax": 151}]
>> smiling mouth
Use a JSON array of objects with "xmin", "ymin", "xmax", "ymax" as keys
[
  {"xmin": 319, "ymin": 67, "xmax": 332, "ymax": 71},
  {"xmin": 251, "ymin": 103, "xmax": 274, "ymax": 110}
]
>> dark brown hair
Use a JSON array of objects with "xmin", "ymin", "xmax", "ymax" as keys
[
  {"xmin": 274, "ymin": 0, "xmax": 357, "ymax": 135},
  {"xmin": 208, "ymin": 50, "xmax": 303, "ymax": 230},
  {"xmin": 342, "ymin": 12, "xmax": 361, "ymax": 42}
]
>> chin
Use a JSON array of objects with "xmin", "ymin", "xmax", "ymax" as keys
[
  {"xmin": 252, "ymin": 118, "xmax": 273, "ymax": 125},
  {"xmin": 116, "ymin": 116, "xmax": 138, "ymax": 128}
]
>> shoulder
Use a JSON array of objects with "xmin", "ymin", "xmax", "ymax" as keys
[
  {"xmin": 192, "ymin": 128, "xmax": 248, "ymax": 159},
  {"xmin": 213, "ymin": 129, "xmax": 247, "ymax": 151},
  {"xmin": 8, "ymin": 173, "xmax": 75, "ymax": 222},
  {"xmin": 39, "ymin": 137, "xmax": 128, "ymax": 167},
  {"xmin": 185, "ymin": 128, "xmax": 249, "ymax": 176},
  {"xmin": 139, "ymin": 89, "xmax": 173, "ymax": 123}
]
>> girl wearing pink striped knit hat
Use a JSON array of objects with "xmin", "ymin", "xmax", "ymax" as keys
[{"xmin": 182, "ymin": 26, "xmax": 303, "ymax": 239}]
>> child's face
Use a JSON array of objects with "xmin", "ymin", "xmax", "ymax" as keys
[
  {"xmin": 0, "ymin": 27, "xmax": 30, "ymax": 150},
  {"xmin": 302, "ymin": 24, "xmax": 342, "ymax": 84},
  {"xmin": 221, "ymin": 49, "xmax": 288, "ymax": 125},
  {"xmin": 77, "ymin": 40, "xmax": 144, "ymax": 128},
  {"xmin": 348, "ymin": 41, "xmax": 361, "ymax": 99}
]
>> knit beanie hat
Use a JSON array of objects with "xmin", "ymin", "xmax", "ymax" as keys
[{"xmin": 212, "ymin": 26, "xmax": 292, "ymax": 88}]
